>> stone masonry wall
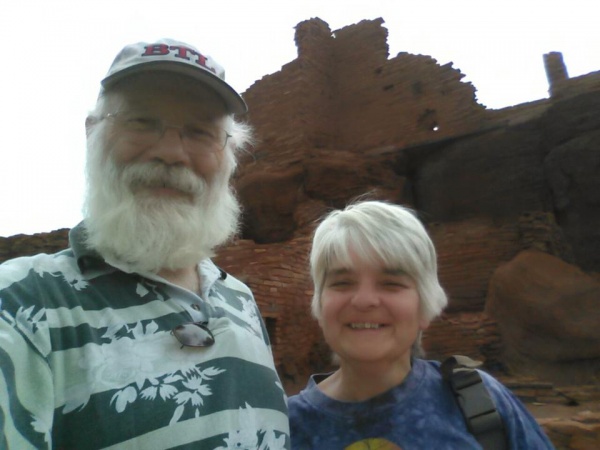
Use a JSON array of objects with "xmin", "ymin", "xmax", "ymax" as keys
[{"xmin": 212, "ymin": 236, "xmax": 319, "ymax": 375}]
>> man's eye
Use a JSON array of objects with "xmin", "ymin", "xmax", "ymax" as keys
[
  {"xmin": 186, "ymin": 125, "xmax": 215, "ymax": 140},
  {"xmin": 124, "ymin": 117, "xmax": 159, "ymax": 131}
]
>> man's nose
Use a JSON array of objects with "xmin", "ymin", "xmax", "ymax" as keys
[{"xmin": 149, "ymin": 126, "xmax": 191, "ymax": 166}]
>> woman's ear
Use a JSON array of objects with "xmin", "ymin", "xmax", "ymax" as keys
[{"xmin": 317, "ymin": 315, "xmax": 324, "ymax": 329}]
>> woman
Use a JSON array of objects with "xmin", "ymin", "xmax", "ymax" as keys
[{"xmin": 288, "ymin": 201, "xmax": 554, "ymax": 449}]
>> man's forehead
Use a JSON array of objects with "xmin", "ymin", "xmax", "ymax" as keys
[
  {"xmin": 112, "ymin": 72, "xmax": 221, "ymax": 93},
  {"xmin": 112, "ymin": 70, "xmax": 225, "ymax": 95},
  {"xmin": 102, "ymin": 74, "xmax": 228, "ymax": 115}
]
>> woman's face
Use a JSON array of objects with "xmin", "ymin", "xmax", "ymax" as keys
[{"xmin": 319, "ymin": 254, "xmax": 430, "ymax": 368}]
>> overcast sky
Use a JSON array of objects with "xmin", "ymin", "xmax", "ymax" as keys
[{"xmin": 1, "ymin": 0, "xmax": 598, "ymax": 237}]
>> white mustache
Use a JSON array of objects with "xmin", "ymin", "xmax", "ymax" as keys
[{"xmin": 119, "ymin": 162, "xmax": 205, "ymax": 196}]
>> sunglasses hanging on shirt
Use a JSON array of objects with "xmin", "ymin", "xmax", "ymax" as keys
[{"xmin": 171, "ymin": 321, "xmax": 215, "ymax": 348}]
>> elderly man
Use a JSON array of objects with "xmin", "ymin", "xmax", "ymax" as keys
[{"xmin": 0, "ymin": 40, "xmax": 289, "ymax": 449}]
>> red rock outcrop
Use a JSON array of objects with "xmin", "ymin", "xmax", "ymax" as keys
[
  {"xmin": 487, "ymin": 250, "xmax": 600, "ymax": 384},
  {"xmin": 545, "ymin": 128, "xmax": 600, "ymax": 272}
]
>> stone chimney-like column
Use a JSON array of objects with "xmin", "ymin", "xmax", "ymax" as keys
[{"xmin": 543, "ymin": 52, "xmax": 569, "ymax": 98}]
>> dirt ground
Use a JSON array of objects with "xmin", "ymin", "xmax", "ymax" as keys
[{"xmin": 526, "ymin": 401, "xmax": 600, "ymax": 419}]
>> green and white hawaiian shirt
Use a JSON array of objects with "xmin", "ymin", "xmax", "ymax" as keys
[{"xmin": 0, "ymin": 224, "xmax": 289, "ymax": 449}]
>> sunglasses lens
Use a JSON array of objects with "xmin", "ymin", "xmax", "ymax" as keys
[{"xmin": 172, "ymin": 322, "xmax": 215, "ymax": 347}]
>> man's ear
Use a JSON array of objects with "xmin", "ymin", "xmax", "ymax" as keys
[{"xmin": 85, "ymin": 116, "xmax": 97, "ymax": 138}]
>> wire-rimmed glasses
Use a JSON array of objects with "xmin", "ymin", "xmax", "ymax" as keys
[
  {"xmin": 171, "ymin": 321, "xmax": 215, "ymax": 348},
  {"xmin": 100, "ymin": 111, "xmax": 231, "ymax": 153}
]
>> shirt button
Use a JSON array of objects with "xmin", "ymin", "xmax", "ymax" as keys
[{"xmin": 192, "ymin": 304, "xmax": 201, "ymax": 311}]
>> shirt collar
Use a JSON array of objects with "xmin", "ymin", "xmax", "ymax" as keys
[
  {"xmin": 69, "ymin": 222, "xmax": 109, "ymax": 274},
  {"xmin": 198, "ymin": 259, "xmax": 227, "ymax": 297}
]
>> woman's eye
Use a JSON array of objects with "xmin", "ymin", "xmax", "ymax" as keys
[
  {"xmin": 329, "ymin": 280, "xmax": 352, "ymax": 287},
  {"xmin": 382, "ymin": 280, "xmax": 408, "ymax": 288}
]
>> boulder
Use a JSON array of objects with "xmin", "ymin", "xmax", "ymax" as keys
[{"xmin": 486, "ymin": 250, "xmax": 600, "ymax": 382}]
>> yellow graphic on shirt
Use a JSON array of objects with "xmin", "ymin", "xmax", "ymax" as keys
[{"xmin": 345, "ymin": 438, "xmax": 402, "ymax": 450}]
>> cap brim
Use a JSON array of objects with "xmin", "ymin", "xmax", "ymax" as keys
[{"xmin": 101, "ymin": 61, "xmax": 247, "ymax": 115}]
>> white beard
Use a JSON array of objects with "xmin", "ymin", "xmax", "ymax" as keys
[{"xmin": 82, "ymin": 138, "xmax": 240, "ymax": 273}]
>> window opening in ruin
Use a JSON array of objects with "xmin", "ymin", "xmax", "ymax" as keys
[
  {"xmin": 417, "ymin": 109, "xmax": 439, "ymax": 132},
  {"xmin": 412, "ymin": 81, "xmax": 423, "ymax": 95}
]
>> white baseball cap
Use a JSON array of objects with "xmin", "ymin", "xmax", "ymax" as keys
[{"xmin": 102, "ymin": 39, "xmax": 247, "ymax": 114}]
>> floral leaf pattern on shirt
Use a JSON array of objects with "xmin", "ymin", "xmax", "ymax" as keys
[
  {"xmin": 214, "ymin": 403, "xmax": 287, "ymax": 450},
  {"xmin": 30, "ymin": 411, "xmax": 52, "ymax": 446},
  {"xmin": 238, "ymin": 295, "xmax": 264, "ymax": 339},
  {"xmin": 109, "ymin": 364, "xmax": 226, "ymax": 425},
  {"xmin": 110, "ymin": 386, "xmax": 137, "ymax": 413},
  {"xmin": 32, "ymin": 255, "xmax": 88, "ymax": 291},
  {"xmin": 64, "ymin": 318, "xmax": 227, "ymax": 425},
  {"xmin": 135, "ymin": 279, "xmax": 166, "ymax": 301},
  {"xmin": 16, "ymin": 305, "xmax": 45, "ymax": 334}
]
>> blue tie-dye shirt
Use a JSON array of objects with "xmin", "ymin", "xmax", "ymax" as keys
[{"xmin": 288, "ymin": 359, "xmax": 554, "ymax": 449}]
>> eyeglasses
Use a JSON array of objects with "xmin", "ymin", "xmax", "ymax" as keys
[
  {"xmin": 100, "ymin": 111, "xmax": 231, "ymax": 153},
  {"xmin": 171, "ymin": 321, "xmax": 215, "ymax": 348}
]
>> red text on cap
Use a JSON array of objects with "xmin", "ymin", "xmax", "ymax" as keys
[{"xmin": 142, "ymin": 44, "xmax": 216, "ymax": 74}]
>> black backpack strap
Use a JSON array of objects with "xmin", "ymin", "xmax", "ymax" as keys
[{"xmin": 441, "ymin": 356, "xmax": 509, "ymax": 450}]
